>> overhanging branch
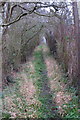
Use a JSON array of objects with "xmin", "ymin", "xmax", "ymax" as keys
[
  {"xmin": 1, "ymin": 12, "xmax": 28, "ymax": 27},
  {"xmin": 21, "ymin": 24, "xmax": 37, "ymax": 42},
  {"xmin": 26, "ymin": 25, "xmax": 43, "ymax": 44},
  {"xmin": 1, "ymin": 6, "xmax": 36, "ymax": 27},
  {"xmin": 34, "ymin": 11, "xmax": 61, "ymax": 19},
  {"xmin": 1, "ymin": 2, "xmax": 68, "ymax": 27},
  {"xmin": 10, "ymin": 4, "xmax": 28, "ymax": 17}
]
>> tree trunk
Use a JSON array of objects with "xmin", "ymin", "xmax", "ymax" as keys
[
  {"xmin": 2, "ymin": 3, "xmax": 10, "ymax": 85},
  {"xmin": 72, "ymin": 2, "xmax": 80, "ymax": 88}
]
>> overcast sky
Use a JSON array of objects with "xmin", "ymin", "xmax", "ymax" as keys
[{"xmin": 1, "ymin": 0, "xmax": 80, "ymax": 2}]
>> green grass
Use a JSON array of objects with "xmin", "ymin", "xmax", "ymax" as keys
[
  {"xmin": 33, "ymin": 46, "xmax": 59, "ymax": 118},
  {"xmin": 2, "ymin": 113, "xmax": 11, "ymax": 119},
  {"xmin": 56, "ymin": 61, "xmax": 79, "ymax": 118},
  {"xmin": 62, "ymin": 86, "xmax": 79, "ymax": 119}
]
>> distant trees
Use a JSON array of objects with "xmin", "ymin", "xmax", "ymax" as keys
[{"xmin": 45, "ymin": 31, "xmax": 57, "ymax": 55}]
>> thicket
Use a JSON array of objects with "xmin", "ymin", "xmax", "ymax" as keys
[
  {"xmin": 45, "ymin": 3, "xmax": 80, "ymax": 88},
  {"xmin": 2, "ymin": 13, "xmax": 41, "ymax": 85}
]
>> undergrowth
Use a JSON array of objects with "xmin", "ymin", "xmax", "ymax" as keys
[
  {"xmin": 63, "ymin": 86, "xmax": 79, "ymax": 118},
  {"xmin": 2, "ymin": 45, "xmax": 80, "ymax": 119},
  {"xmin": 2, "ymin": 77, "xmax": 28, "ymax": 119}
]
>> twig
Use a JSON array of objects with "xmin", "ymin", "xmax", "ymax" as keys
[
  {"xmin": 34, "ymin": 11, "xmax": 61, "ymax": 19},
  {"xmin": 26, "ymin": 25, "xmax": 43, "ymax": 44}
]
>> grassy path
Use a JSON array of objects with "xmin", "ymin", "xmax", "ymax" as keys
[
  {"xmin": 33, "ymin": 46, "xmax": 59, "ymax": 118},
  {"xmin": 42, "ymin": 45, "xmax": 79, "ymax": 118},
  {"xmin": 3, "ymin": 44, "xmax": 79, "ymax": 119}
]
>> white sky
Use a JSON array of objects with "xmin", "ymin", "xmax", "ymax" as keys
[{"xmin": 0, "ymin": 0, "xmax": 80, "ymax": 2}]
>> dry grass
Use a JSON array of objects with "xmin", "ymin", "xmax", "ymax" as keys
[
  {"xmin": 3, "ymin": 58, "xmax": 40, "ymax": 118},
  {"xmin": 20, "ymin": 73, "xmax": 36, "ymax": 105}
]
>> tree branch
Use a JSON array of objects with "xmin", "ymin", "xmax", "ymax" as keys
[
  {"xmin": 1, "ymin": 2, "xmax": 68, "ymax": 27},
  {"xmin": 1, "ymin": 12, "xmax": 28, "ymax": 27},
  {"xmin": 26, "ymin": 25, "xmax": 43, "ymax": 44},
  {"xmin": 1, "ymin": 6, "xmax": 36, "ymax": 27},
  {"xmin": 34, "ymin": 11, "xmax": 61, "ymax": 19},
  {"xmin": 10, "ymin": 4, "xmax": 28, "ymax": 17},
  {"xmin": 21, "ymin": 24, "xmax": 37, "ymax": 42}
]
